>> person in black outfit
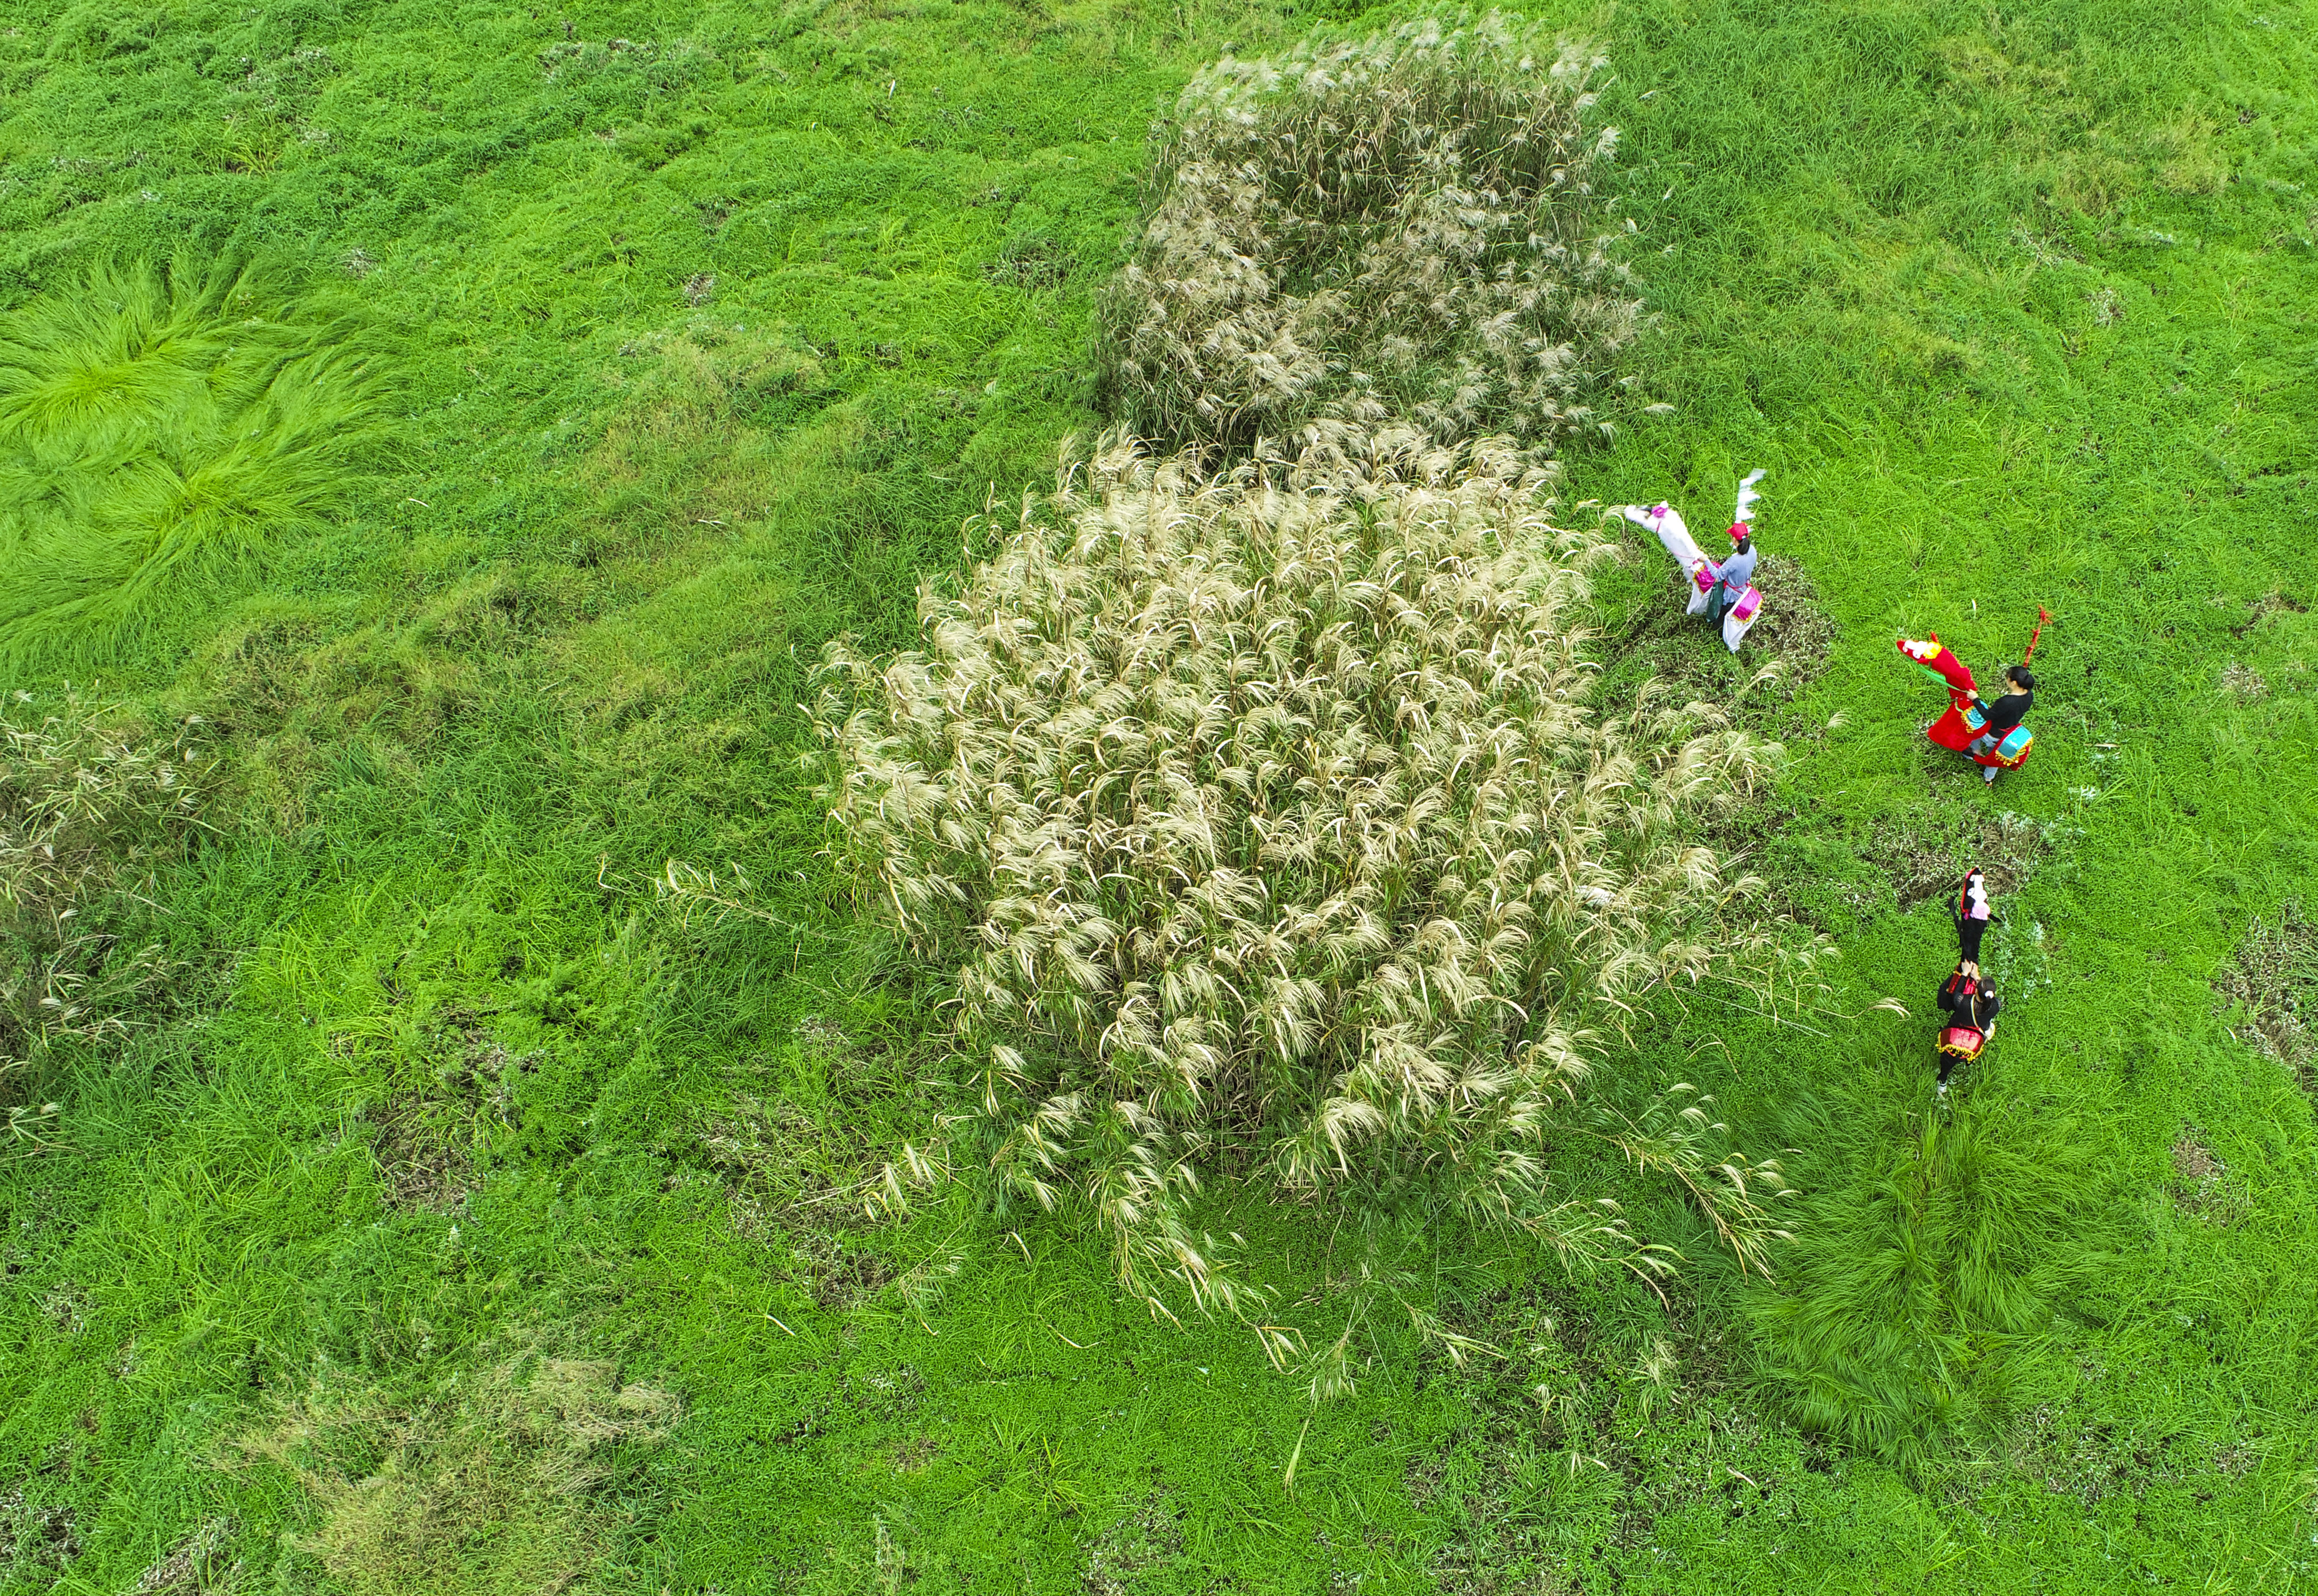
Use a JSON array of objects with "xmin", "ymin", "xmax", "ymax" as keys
[
  {"xmin": 1965, "ymin": 666, "xmax": 2035, "ymax": 785},
  {"xmin": 1934, "ymin": 868, "xmax": 2002, "ymax": 1095}
]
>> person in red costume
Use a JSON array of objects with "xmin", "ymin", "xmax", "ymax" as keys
[{"xmin": 1895, "ymin": 636, "xmax": 2037, "ymax": 785}]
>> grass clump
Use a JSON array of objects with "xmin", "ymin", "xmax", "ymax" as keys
[
  {"xmin": 0, "ymin": 255, "xmax": 393, "ymax": 664},
  {"xmin": 1, "ymin": 688, "xmax": 210, "ymax": 1143},
  {"xmin": 1751, "ymin": 1105, "xmax": 2110, "ymax": 1471},
  {"xmin": 231, "ymin": 1350, "xmax": 681, "ymax": 1596},
  {"xmin": 1097, "ymin": 11, "xmax": 1639, "ymax": 453},
  {"xmin": 810, "ymin": 427, "xmax": 1811, "ymax": 1328}
]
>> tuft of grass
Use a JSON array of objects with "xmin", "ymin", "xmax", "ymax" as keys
[
  {"xmin": 1749, "ymin": 1094, "xmax": 2114, "ymax": 1471},
  {"xmin": 229, "ymin": 1348, "xmax": 680, "ymax": 1596},
  {"xmin": 0, "ymin": 254, "xmax": 394, "ymax": 665},
  {"xmin": 2, "ymin": 687, "xmax": 211, "ymax": 1140},
  {"xmin": 1098, "ymin": 10, "xmax": 1640, "ymax": 453}
]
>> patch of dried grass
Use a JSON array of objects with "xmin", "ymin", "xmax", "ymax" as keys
[
  {"xmin": 2168, "ymin": 1127, "xmax": 2245, "ymax": 1225},
  {"xmin": 685, "ymin": 1058, "xmax": 897, "ymax": 1307},
  {"xmin": 2005, "ymin": 1402, "xmax": 2191, "ymax": 1507},
  {"xmin": 130, "ymin": 1517, "xmax": 240, "ymax": 1594},
  {"xmin": 228, "ymin": 1348, "xmax": 680, "ymax": 1596},
  {"xmin": 1841, "ymin": 809, "xmax": 2065, "ymax": 917},
  {"xmin": 350, "ymin": 1006, "xmax": 536, "ymax": 1212},
  {"xmin": 4, "ymin": 689, "xmax": 212, "ymax": 1134},
  {"xmin": 984, "ymin": 234, "xmax": 1074, "ymax": 292},
  {"xmin": 694, "ymin": 1093, "xmax": 836, "ymax": 1236},
  {"xmin": 2228, "ymin": 589, "xmax": 2306, "ymax": 639},
  {"xmin": 0, "ymin": 1483, "xmax": 81, "ymax": 1576},
  {"xmin": 2218, "ymin": 662, "xmax": 2266, "ymax": 703},
  {"xmin": 2213, "ymin": 902, "xmax": 2316, "ymax": 1092},
  {"xmin": 1080, "ymin": 1490, "xmax": 1185, "ymax": 1595}
]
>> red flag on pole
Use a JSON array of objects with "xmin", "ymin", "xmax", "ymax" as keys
[{"xmin": 2023, "ymin": 607, "xmax": 2052, "ymax": 663}]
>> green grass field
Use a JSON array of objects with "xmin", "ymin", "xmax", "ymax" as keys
[{"xmin": 4, "ymin": 0, "xmax": 2316, "ymax": 1589}]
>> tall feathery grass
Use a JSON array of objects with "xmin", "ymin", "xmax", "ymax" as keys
[
  {"xmin": 760, "ymin": 11, "xmax": 1831, "ymax": 1353},
  {"xmin": 0, "ymin": 254, "xmax": 394, "ymax": 664},
  {"xmin": 1097, "ymin": 11, "xmax": 1641, "ymax": 452},
  {"xmin": 808, "ymin": 426, "xmax": 1819, "ymax": 1327}
]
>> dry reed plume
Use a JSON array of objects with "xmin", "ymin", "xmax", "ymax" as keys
[
  {"xmin": 1098, "ymin": 11, "xmax": 1641, "ymax": 452},
  {"xmin": 809, "ymin": 427, "xmax": 1813, "ymax": 1324}
]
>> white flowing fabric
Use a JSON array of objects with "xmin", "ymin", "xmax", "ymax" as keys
[
  {"xmin": 1720, "ymin": 469, "xmax": 1769, "ymax": 649},
  {"xmin": 1621, "ymin": 503, "xmax": 1713, "ymax": 614}
]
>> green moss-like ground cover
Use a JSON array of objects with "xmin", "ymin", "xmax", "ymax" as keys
[{"xmin": 2, "ymin": 0, "xmax": 2315, "ymax": 1590}]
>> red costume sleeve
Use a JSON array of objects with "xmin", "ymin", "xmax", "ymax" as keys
[
  {"xmin": 1899, "ymin": 638, "xmax": 1984, "ymax": 749},
  {"xmin": 1896, "ymin": 636, "xmax": 1976, "ymax": 697}
]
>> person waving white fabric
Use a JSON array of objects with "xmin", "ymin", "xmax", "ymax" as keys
[{"xmin": 1621, "ymin": 470, "xmax": 1768, "ymax": 652}]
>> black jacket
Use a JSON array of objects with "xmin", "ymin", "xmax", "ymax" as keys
[
  {"xmin": 1978, "ymin": 690, "xmax": 2032, "ymax": 734},
  {"xmin": 1936, "ymin": 970, "xmax": 2001, "ymax": 1034}
]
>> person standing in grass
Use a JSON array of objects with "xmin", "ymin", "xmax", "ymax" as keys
[
  {"xmin": 1899, "ymin": 641, "xmax": 2041, "ymax": 785},
  {"xmin": 1934, "ymin": 867, "xmax": 2002, "ymax": 1096},
  {"xmin": 1621, "ymin": 469, "xmax": 1768, "ymax": 651},
  {"xmin": 1704, "ymin": 506, "xmax": 1758, "ymax": 628},
  {"xmin": 1964, "ymin": 665, "xmax": 2036, "ymax": 785}
]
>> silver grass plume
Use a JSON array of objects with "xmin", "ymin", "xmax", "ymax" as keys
[
  {"xmin": 812, "ymin": 427, "xmax": 1813, "ymax": 1321},
  {"xmin": 1097, "ymin": 10, "xmax": 1643, "ymax": 453}
]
